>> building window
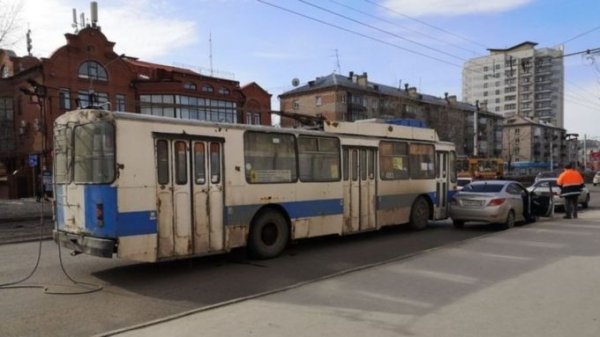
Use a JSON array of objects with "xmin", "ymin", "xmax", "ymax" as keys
[
  {"xmin": 78, "ymin": 61, "xmax": 107, "ymax": 81},
  {"xmin": 315, "ymin": 96, "xmax": 322, "ymax": 106},
  {"xmin": 78, "ymin": 90, "xmax": 108, "ymax": 108},
  {"xmin": 202, "ymin": 84, "xmax": 214, "ymax": 93},
  {"xmin": 483, "ymin": 83, "xmax": 488, "ymax": 88},
  {"xmin": 292, "ymin": 99, "xmax": 299, "ymax": 110},
  {"xmin": 115, "ymin": 94, "xmax": 126, "ymax": 111},
  {"xmin": 139, "ymin": 94, "xmax": 175, "ymax": 117},
  {"xmin": 59, "ymin": 89, "xmax": 71, "ymax": 110},
  {"xmin": 184, "ymin": 82, "xmax": 196, "ymax": 90},
  {"xmin": 0, "ymin": 97, "xmax": 15, "ymax": 151},
  {"xmin": 219, "ymin": 87, "xmax": 230, "ymax": 95},
  {"xmin": 246, "ymin": 112, "xmax": 261, "ymax": 125}
]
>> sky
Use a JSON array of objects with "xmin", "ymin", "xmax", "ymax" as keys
[{"xmin": 3, "ymin": 0, "xmax": 600, "ymax": 138}]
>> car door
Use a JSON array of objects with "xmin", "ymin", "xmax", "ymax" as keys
[{"xmin": 529, "ymin": 182, "xmax": 553, "ymax": 217}]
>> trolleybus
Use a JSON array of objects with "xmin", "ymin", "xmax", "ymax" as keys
[{"xmin": 53, "ymin": 109, "xmax": 456, "ymax": 262}]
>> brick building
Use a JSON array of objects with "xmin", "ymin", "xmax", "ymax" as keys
[
  {"xmin": 0, "ymin": 26, "xmax": 271, "ymax": 198},
  {"xmin": 279, "ymin": 72, "xmax": 503, "ymax": 158}
]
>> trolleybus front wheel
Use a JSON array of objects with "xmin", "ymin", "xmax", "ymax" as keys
[{"xmin": 248, "ymin": 209, "xmax": 289, "ymax": 259}]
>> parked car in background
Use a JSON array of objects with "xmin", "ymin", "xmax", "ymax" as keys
[
  {"xmin": 456, "ymin": 177, "xmax": 473, "ymax": 191},
  {"xmin": 449, "ymin": 180, "xmax": 552, "ymax": 230},
  {"xmin": 534, "ymin": 171, "xmax": 560, "ymax": 182},
  {"xmin": 594, "ymin": 172, "xmax": 600, "ymax": 186},
  {"xmin": 527, "ymin": 178, "xmax": 590, "ymax": 210}
]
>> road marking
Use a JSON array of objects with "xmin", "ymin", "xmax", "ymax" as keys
[
  {"xmin": 482, "ymin": 237, "xmax": 565, "ymax": 249},
  {"xmin": 391, "ymin": 267, "xmax": 478, "ymax": 285}
]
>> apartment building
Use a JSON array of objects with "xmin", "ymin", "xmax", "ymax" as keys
[
  {"xmin": 463, "ymin": 42, "xmax": 564, "ymax": 128},
  {"xmin": 503, "ymin": 115, "xmax": 567, "ymax": 175},
  {"xmin": 279, "ymin": 72, "xmax": 503, "ymax": 158}
]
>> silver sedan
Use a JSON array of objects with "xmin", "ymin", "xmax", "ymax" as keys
[{"xmin": 449, "ymin": 180, "xmax": 537, "ymax": 230}]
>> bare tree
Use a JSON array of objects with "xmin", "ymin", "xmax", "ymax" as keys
[{"xmin": 0, "ymin": 0, "xmax": 23, "ymax": 48}]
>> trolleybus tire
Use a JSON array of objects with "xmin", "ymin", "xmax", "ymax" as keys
[
  {"xmin": 248, "ymin": 209, "xmax": 289, "ymax": 259},
  {"xmin": 409, "ymin": 196, "xmax": 430, "ymax": 230}
]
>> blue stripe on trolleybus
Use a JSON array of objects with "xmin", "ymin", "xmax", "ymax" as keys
[
  {"xmin": 226, "ymin": 198, "xmax": 343, "ymax": 226},
  {"xmin": 83, "ymin": 185, "xmax": 156, "ymax": 237}
]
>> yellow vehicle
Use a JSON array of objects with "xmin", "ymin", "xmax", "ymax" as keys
[{"xmin": 457, "ymin": 157, "xmax": 504, "ymax": 180}]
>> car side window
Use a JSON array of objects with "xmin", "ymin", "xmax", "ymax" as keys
[{"xmin": 506, "ymin": 184, "xmax": 522, "ymax": 195}]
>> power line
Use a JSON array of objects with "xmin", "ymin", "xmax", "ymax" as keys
[
  {"xmin": 325, "ymin": 0, "xmax": 480, "ymax": 55},
  {"xmin": 559, "ymin": 24, "xmax": 600, "ymax": 45},
  {"xmin": 298, "ymin": 0, "xmax": 466, "ymax": 61},
  {"xmin": 363, "ymin": 0, "xmax": 489, "ymax": 49},
  {"xmin": 257, "ymin": 0, "xmax": 467, "ymax": 71}
]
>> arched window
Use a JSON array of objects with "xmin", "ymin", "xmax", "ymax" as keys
[
  {"xmin": 202, "ymin": 84, "xmax": 214, "ymax": 93},
  {"xmin": 219, "ymin": 87, "xmax": 230, "ymax": 95},
  {"xmin": 78, "ymin": 61, "xmax": 108, "ymax": 81}
]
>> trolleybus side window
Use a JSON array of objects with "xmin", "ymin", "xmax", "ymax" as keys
[
  {"xmin": 73, "ymin": 122, "xmax": 115, "ymax": 183},
  {"xmin": 342, "ymin": 148, "xmax": 349, "ymax": 181},
  {"xmin": 54, "ymin": 126, "xmax": 72, "ymax": 184},
  {"xmin": 379, "ymin": 141, "xmax": 409, "ymax": 180},
  {"xmin": 449, "ymin": 151, "xmax": 457, "ymax": 183},
  {"xmin": 351, "ymin": 150, "xmax": 358, "ymax": 181},
  {"xmin": 175, "ymin": 141, "xmax": 187, "ymax": 185},
  {"xmin": 368, "ymin": 149, "xmax": 375, "ymax": 180},
  {"xmin": 193, "ymin": 142, "xmax": 206, "ymax": 185},
  {"xmin": 360, "ymin": 149, "xmax": 367, "ymax": 180},
  {"xmin": 244, "ymin": 131, "xmax": 297, "ymax": 183},
  {"xmin": 210, "ymin": 142, "xmax": 221, "ymax": 184},
  {"xmin": 409, "ymin": 143, "xmax": 435, "ymax": 179},
  {"xmin": 157, "ymin": 140, "xmax": 169, "ymax": 185},
  {"xmin": 298, "ymin": 136, "xmax": 340, "ymax": 182}
]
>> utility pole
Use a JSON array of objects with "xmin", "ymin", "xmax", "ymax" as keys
[{"xmin": 473, "ymin": 101, "xmax": 479, "ymax": 157}]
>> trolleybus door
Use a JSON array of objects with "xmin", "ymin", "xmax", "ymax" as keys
[
  {"xmin": 435, "ymin": 151, "xmax": 449, "ymax": 218},
  {"xmin": 343, "ymin": 147, "xmax": 377, "ymax": 233},
  {"xmin": 191, "ymin": 141, "xmax": 224, "ymax": 254},
  {"xmin": 155, "ymin": 138, "xmax": 192, "ymax": 257}
]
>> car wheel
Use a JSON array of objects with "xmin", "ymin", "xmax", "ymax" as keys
[
  {"xmin": 500, "ymin": 210, "xmax": 516, "ymax": 230},
  {"xmin": 248, "ymin": 209, "xmax": 289, "ymax": 259},
  {"xmin": 409, "ymin": 196, "xmax": 430, "ymax": 230},
  {"xmin": 452, "ymin": 219, "xmax": 465, "ymax": 229},
  {"xmin": 582, "ymin": 194, "xmax": 590, "ymax": 209}
]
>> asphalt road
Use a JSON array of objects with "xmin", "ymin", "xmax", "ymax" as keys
[
  {"xmin": 1, "ymin": 186, "xmax": 598, "ymax": 337},
  {"xmin": 1, "ymin": 222, "xmax": 494, "ymax": 336}
]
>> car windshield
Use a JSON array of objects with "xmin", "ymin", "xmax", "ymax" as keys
[
  {"xmin": 535, "ymin": 180, "xmax": 558, "ymax": 188},
  {"xmin": 462, "ymin": 183, "xmax": 504, "ymax": 193}
]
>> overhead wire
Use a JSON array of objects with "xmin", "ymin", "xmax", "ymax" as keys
[
  {"xmin": 559, "ymin": 24, "xmax": 600, "ymax": 45},
  {"xmin": 325, "ymin": 0, "xmax": 481, "ymax": 55},
  {"xmin": 297, "ymin": 0, "xmax": 466, "ymax": 61},
  {"xmin": 257, "ymin": 0, "xmax": 467, "ymax": 70},
  {"xmin": 363, "ymin": 0, "xmax": 489, "ymax": 49}
]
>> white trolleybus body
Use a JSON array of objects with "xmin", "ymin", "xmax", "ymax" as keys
[{"xmin": 53, "ymin": 109, "xmax": 457, "ymax": 262}]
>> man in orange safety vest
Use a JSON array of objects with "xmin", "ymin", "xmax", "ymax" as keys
[{"xmin": 556, "ymin": 163, "xmax": 585, "ymax": 219}]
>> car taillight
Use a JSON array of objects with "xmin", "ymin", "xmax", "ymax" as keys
[{"xmin": 487, "ymin": 198, "xmax": 505, "ymax": 206}]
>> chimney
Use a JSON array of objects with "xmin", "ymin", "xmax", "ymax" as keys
[
  {"xmin": 404, "ymin": 83, "xmax": 409, "ymax": 92},
  {"xmin": 357, "ymin": 72, "xmax": 368, "ymax": 87},
  {"xmin": 447, "ymin": 95, "xmax": 457, "ymax": 104},
  {"xmin": 408, "ymin": 87, "xmax": 418, "ymax": 98},
  {"xmin": 348, "ymin": 71, "xmax": 354, "ymax": 79},
  {"xmin": 479, "ymin": 101, "xmax": 488, "ymax": 111}
]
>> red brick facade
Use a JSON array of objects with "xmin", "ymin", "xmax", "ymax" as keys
[{"xmin": 0, "ymin": 27, "xmax": 271, "ymax": 198}]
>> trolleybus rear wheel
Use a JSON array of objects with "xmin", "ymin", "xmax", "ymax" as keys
[
  {"xmin": 248, "ymin": 209, "xmax": 289, "ymax": 259},
  {"xmin": 409, "ymin": 197, "xmax": 430, "ymax": 230}
]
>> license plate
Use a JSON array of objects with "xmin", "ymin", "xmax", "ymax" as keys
[{"xmin": 462, "ymin": 199, "xmax": 482, "ymax": 206}]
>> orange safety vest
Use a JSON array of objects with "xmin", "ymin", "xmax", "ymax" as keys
[{"xmin": 557, "ymin": 169, "xmax": 584, "ymax": 187}]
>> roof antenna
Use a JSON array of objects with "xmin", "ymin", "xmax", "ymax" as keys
[
  {"xmin": 72, "ymin": 9, "xmax": 79, "ymax": 33},
  {"xmin": 90, "ymin": 1, "xmax": 98, "ymax": 28},
  {"xmin": 80, "ymin": 12, "xmax": 86, "ymax": 29},
  {"xmin": 334, "ymin": 48, "xmax": 341, "ymax": 74}
]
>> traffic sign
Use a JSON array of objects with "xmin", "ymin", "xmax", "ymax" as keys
[{"xmin": 28, "ymin": 154, "xmax": 38, "ymax": 168}]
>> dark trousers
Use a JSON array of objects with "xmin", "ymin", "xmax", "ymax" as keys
[{"xmin": 564, "ymin": 195, "xmax": 579, "ymax": 218}]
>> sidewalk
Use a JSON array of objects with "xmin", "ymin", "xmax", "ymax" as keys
[
  {"xmin": 103, "ymin": 209, "xmax": 600, "ymax": 337},
  {"xmin": 0, "ymin": 198, "xmax": 53, "ymax": 223}
]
